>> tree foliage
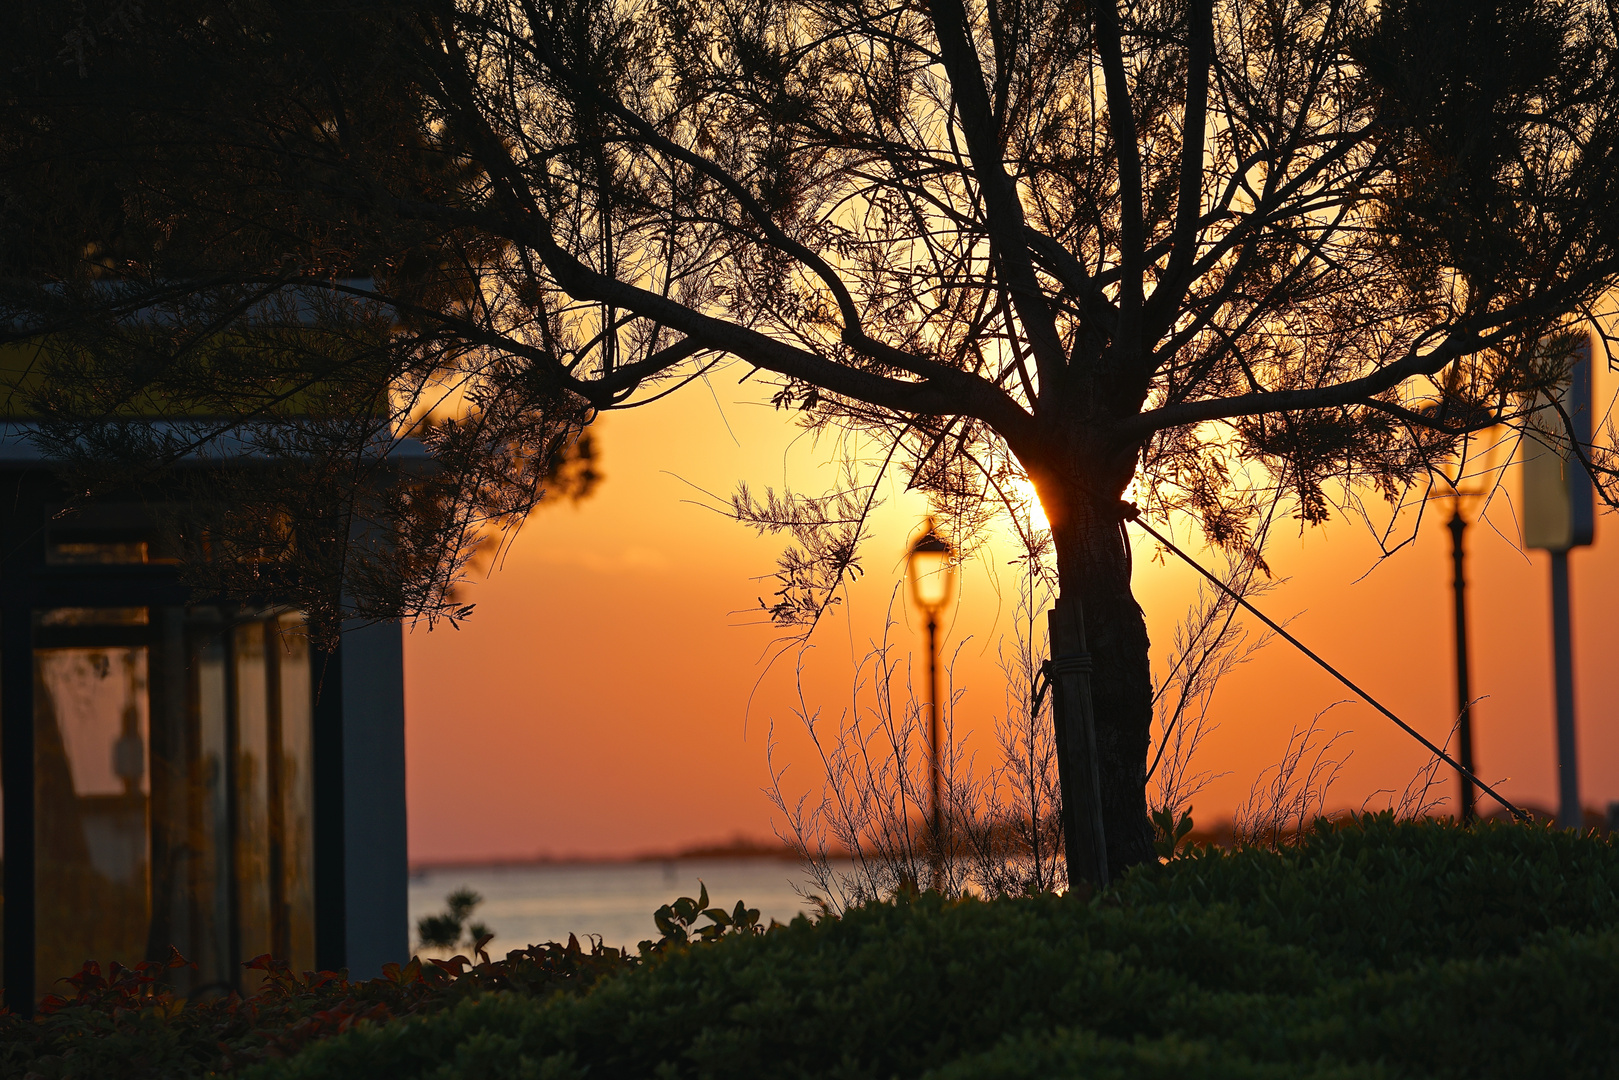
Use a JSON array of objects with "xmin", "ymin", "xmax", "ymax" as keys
[{"xmin": 4, "ymin": 0, "xmax": 1619, "ymax": 862}]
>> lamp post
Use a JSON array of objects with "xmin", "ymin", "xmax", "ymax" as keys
[
  {"xmin": 1445, "ymin": 510, "xmax": 1477, "ymax": 822},
  {"xmin": 1435, "ymin": 423, "xmax": 1509, "ymax": 824},
  {"xmin": 907, "ymin": 518, "xmax": 956, "ymax": 866},
  {"xmin": 1437, "ymin": 461, "xmax": 1482, "ymax": 824}
]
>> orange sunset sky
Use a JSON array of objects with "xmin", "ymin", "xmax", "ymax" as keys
[{"xmin": 403, "ymin": 366, "xmax": 1619, "ymax": 865}]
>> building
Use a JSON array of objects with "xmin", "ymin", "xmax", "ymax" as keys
[{"xmin": 0, "ymin": 340, "xmax": 409, "ymax": 1009}]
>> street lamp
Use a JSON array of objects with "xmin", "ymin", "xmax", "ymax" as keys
[
  {"xmin": 1444, "ymin": 506, "xmax": 1478, "ymax": 823},
  {"xmin": 1436, "ymin": 422, "xmax": 1514, "ymax": 823},
  {"xmin": 1436, "ymin": 452, "xmax": 1487, "ymax": 822},
  {"xmin": 907, "ymin": 518, "xmax": 956, "ymax": 860}
]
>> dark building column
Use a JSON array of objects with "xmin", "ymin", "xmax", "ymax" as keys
[
  {"xmin": 1, "ymin": 598, "xmax": 35, "ymax": 1011},
  {"xmin": 312, "ymin": 621, "xmax": 407, "ymax": 976},
  {"xmin": 312, "ymin": 643, "xmax": 346, "ymax": 972},
  {"xmin": 338, "ymin": 620, "xmax": 407, "ymax": 977}
]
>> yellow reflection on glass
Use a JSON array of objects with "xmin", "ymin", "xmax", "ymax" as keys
[
  {"xmin": 36, "ymin": 608, "xmax": 150, "ymax": 627},
  {"xmin": 274, "ymin": 614, "xmax": 315, "ymax": 973},
  {"xmin": 46, "ymin": 541, "xmax": 150, "ymax": 565},
  {"xmin": 235, "ymin": 623, "xmax": 272, "ymax": 985},
  {"xmin": 34, "ymin": 647, "xmax": 151, "ymax": 997}
]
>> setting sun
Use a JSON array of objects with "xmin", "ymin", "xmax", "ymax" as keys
[{"xmin": 1009, "ymin": 476, "xmax": 1050, "ymax": 530}]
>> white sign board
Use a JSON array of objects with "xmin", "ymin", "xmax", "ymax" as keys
[{"xmin": 1522, "ymin": 333, "xmax": 1594, "ymax": 552}]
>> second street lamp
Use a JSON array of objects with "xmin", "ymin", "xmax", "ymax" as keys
[
  {"xmin": 907, "ymin": 518, "xmax": 956, "ymax": 870},
  {"xmin": 1434, "ymin": 418, "xmax": 1508, "ymax": 823},
  {"xmin": 1445, "ymin": 510, "xmax": 1477, "ymax": 823}
]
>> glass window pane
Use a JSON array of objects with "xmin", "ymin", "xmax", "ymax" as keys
[
  {"xmin": 275, "ymin": 614, "xmax": 315, "ymax": 973},
  {"xmin": 26, "ymin": 610, "xmax": 324, "ymax": 998},
  {"xmin": 234, "ymin": 623, "xmax": 272, "ymax": 983},
  {"xmin": 189, "ymin": 622, "xmax": 233, "ymax": 991},
  {"xmin": 36, "ymin": 608, "xmax": 149, "ymax": 627},
  {"xmin": 34, "ymin": 647, "xmax": 151, "ymax": 998},
  {"xmin": 45, "ymin": 541, "xmax": 150, "ymax": 566},
  {"xmin": 146, "ymin": 608, "xmax": 187, "ymax": 989}
]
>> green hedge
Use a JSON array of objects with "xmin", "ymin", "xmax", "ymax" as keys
[
  {"xmin": 247, "ymin": 814, "xmax": 1619, "ymax": 1080},
  {"xmin": 7, "ymin": 815, "xmax": 1617, "ymax": 1078}
]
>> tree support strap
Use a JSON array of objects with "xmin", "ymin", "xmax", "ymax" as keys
[
  {"xmin": 1030, "ymin": 653, "xmax": 1092, "ymax": 719},
  {"xmin": 1118, "ymin": 502, "xmax": 1529, "ymax": 823},
  {"xmin": 1044, "ymin": 598, "xmax": 1111, "ymax": 886}
]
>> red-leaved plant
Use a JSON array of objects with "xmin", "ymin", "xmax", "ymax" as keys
[{"xmin": 2, "ymin": 888, "xmax": 760, "ymax": 1078}]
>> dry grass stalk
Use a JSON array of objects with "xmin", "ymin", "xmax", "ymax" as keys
[
  {"xmin": 1147, "ymin": 545, "xmax": 1282, "ymax": 820},
  {"xmin": 1234, "ymin": 706, "xmax": 1353, "ymax": 848},
  {"xmin": 766, "ymin": 588, "xmax": 1066, "ymax": 912}
]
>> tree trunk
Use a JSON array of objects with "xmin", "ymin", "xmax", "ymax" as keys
[{"xmin": 1047, "ymin": 491, "xmax": 1155, "ymax": 881}]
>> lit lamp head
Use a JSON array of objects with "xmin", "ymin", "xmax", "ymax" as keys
[{"xmin": 907, "ymin": 517, "xmax": 956, "ymax": 616}]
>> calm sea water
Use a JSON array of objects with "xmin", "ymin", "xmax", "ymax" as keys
[{"xmin": 408, "ymin": 857, "xmax": 840, "ymax": 957}]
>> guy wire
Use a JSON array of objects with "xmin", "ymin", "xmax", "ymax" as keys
[{"xmin": 1121, "ymin": 502, "xmax": 1528, "ymax": 823}]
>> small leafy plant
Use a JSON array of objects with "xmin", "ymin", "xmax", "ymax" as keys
[
  {"xmin": 641, "ymin": 883, "xmax": 764, "ymax": 951},
  {"xmin": 1150, "ymin": 805, "xmax": 1197, "ymax": 860}
]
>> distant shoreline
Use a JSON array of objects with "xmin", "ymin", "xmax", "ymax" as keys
[
  {"xmin": 411, "ymin": 807, "xmax": 1573, "ymax": 873},
  {"xmin": 410, "ymin": 837, "xmax": 804, "ymax": 873}
]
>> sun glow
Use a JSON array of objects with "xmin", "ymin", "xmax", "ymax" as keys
[{"xmin": 1009, "ymin": 477, "xmax": 1050, "ymax": 531}]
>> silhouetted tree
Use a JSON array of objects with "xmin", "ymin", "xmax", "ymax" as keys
[{"xmin": 5, "ymin": 0, "xmax": 1619, "ymax": 874}]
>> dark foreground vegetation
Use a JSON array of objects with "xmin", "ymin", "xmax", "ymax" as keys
[{"xmin": 10, "ymin": 815, "xmax": 1619, "ymax": 1079}]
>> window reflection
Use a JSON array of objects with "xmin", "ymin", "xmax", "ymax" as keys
[
  {"xmin": 276, "ymin": 614, "xmax": 315, "ymax": 974},
  {"xmin": 30, "ymin": 609, "xmax": 316, "ymax": 999},
  {"xmin": 189, "ymin": 627, "xmax": 233, "ymax": 991},
  {"xmin": 36, "ymin": 608, "xmax": 150, "ymax": 627},
  {"xmin": 235, "ymin": 623, "xmax": 272, "ymax": 987},
  {"xmin": 34, "ymin": 647, "xmax": 152, "ymax": 996},
  {"xmin": 45, "ymin": 541, "xmax": 152, "ymax": 566}
]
